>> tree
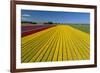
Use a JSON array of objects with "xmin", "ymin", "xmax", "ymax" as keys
[
  {"xmin": 32, "ymin": 22, "xmax": 37, "ymax": 24},
  {"xmin": 48, "ymin": 22, "xmax": 53, "ymax": 24}
]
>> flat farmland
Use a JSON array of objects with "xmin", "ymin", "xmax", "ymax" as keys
[
  {"xmin": 69, "ymin": 24, "xmax": 90, "ymax": 34},
  {"xmin": 21, "ymin": 24, "xmax": 55, "ymax": 37},
  {"xmin": 21, "ymin": 24, "xmax": 90, "ymax": 63}
]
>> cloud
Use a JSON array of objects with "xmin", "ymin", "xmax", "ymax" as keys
[{"xmin": 22, "ymin": 14, "xmax": 31, "ymax": 17}]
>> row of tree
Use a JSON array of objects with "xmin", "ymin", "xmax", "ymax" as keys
[
  {"xmin": 21, "ymin": 21, "xmax": 54, "ymax": 24},
  {"xmin": 21, "ymin": 21, "xmax": 67, "ymax": 24}
]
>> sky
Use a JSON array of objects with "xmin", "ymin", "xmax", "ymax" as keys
[{"xmin": 21, "ymin": 9, "xmax": 90, "ymax": 24}]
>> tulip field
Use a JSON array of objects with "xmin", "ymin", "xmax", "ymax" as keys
[{"xmin": 21, "ymin": 24, "xmax": 90, "ymax": 63}]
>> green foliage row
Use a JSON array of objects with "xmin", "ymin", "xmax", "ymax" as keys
[{"xmin": 69, "ymin": 24, "xmax": 90, "ymax": 34}]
